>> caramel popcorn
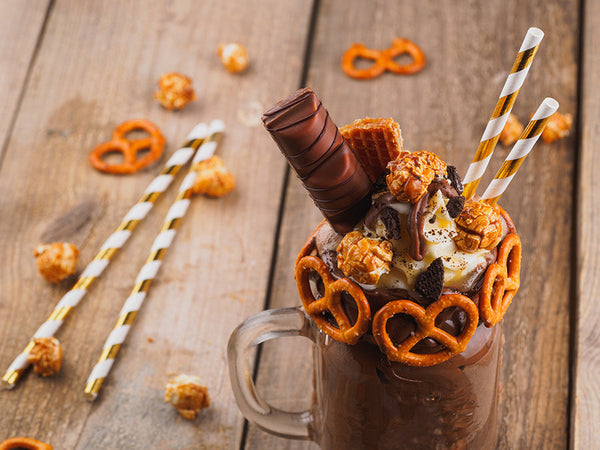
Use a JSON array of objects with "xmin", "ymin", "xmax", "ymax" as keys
[
  {"xmin": 34, "ymin": 242, "xmax": 79, "ymax": 283},
  {"xmin": 454, "ymin": 200, "xmax": 503, "ymax": 252},
  {"xmin": 336, "ymin": 231, "xmax": 393, "ymax": 285},
  {"xmin": 386, "ymin": 151, "xmax": 447, "ymax": 203},
  {"xmin": 164, "ymin": 374, "xmax": 210, "ymax": 420},
  {"xmin": 217, "ymin": 43, "xmax": 249, "ymax": 73},
  {"xmin": 154, "ymin": 73, "xmax": 196, "ymax": 111},
  {"xmin": 192, "ymin": 155, "xmax": 235, "ymax": 198},
  {"xmin": 541, "ymin": 112, "xmax": 573, "ymax": 143},
  {"xmin": 499, "ymin": 113, "xmax": 524, "ymax": 146},
  {"xmin": 28, "ymin": 337, "xmax": 63, "ymax": 377}
]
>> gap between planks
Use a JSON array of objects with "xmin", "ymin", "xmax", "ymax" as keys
[
  {"xmin": 0, "ymin": 0, "xmax": 54, "ymax": 171},
  {"xmin": 239, "ymin": 0, "xmax": 321, "ymax": 449}
]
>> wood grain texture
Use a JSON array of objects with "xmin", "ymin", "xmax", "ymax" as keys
[
  {"xmin": 0, "ymin": 0, "xmax": 312, "ymax": 448},
  {"xmin": 0, "ymin": 0, "xmax": 50, "ymax": 159},
  {"xmin": 248, "ymin": 0, "xmax": 578, "ymax": 448},
  {"xmin": 573, "ymin": 0, "xmax": 600, "ymax": 447}
]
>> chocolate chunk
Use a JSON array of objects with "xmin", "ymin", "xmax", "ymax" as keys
[
  {"xmin": 381, "ymin": 207, "xmax": 401, "ymax": 240},
  {"xmin": 446, "ymin": 165, "xmax": 463, "ymax": 194},
  {"xmin": 262, "ymin": 88, "xmax": 372, "ymax": 234},
  {"xmin": 446, "ymin": 195, "xmax": 465, "ymax": 218},
  {"xmin": 415, "ymin": 257, "xmax": 444, "ymax": 303}
]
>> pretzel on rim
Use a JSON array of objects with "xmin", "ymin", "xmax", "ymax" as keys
[
  {"xmin": 372, "ymin": 294, "xmax": 479, "ymax": 367},
  {"xmin": 295, "ymin": 227, "xmax": 371, "ymax": 345},
  {"xmin": 296, "ymin": 255, "xmax": 371, "ymax": 344},
  {"xmin": 479, "ymin": 232, "xmax": 521, "ymax": 327},
  {"xmin": 341, "ymin": 38, "xmax": 426, "ymax": 80},
  {"xmin": 0, "ymin": 437, "xmax": 52, "ymax": 450},
  {"xmin": 89, "ymin": 119, "xmax": 165, "ymax": 174}
]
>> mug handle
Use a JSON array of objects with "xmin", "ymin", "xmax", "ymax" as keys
[{"xmin": 227, "ymin": 306, "xmax": 314, "ymax": 440}]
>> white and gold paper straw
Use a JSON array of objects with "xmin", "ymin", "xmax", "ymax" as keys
[
  {"xmin": 463, "ymin": 27, "xmax": 544, "ymax": 199},
  {"xmin": 1, "ymin": 123, "xmax": 213, "ymax": 389},
  {"xmin": 84, "ymin": 120, "xmax": 225, "ymax": 400},
  {"xmin": 481, "ymin": 98, "xmax": 558, "ymax": 204}
]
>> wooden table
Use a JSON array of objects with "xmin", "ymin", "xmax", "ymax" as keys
[{"xmin": 0, "ymin": 1, "xmax": 597, "ymax": 448}]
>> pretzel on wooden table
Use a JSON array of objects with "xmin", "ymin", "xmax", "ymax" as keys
[
  {"xmin": 342, "ymin": 38, "xmax": 426, "ymax": 80},
  {"xmin": 89, "ymin": 119, "xmax": 165, "ymax": 174},
  {"xmin": 0, "ymin": 437, "xmax": 52, "ymax": 450}
]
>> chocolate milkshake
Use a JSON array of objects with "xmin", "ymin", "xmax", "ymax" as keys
[
  {"xmin": 260, "ymin": 88, "xmax": 521, "ymax": 449},
  {"xmin": 311, "ymin": 315, "xmax": 502, "ymax": 449}
]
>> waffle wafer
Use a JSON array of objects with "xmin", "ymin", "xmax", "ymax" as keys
[{"xmin": 340, "ymin": 118, "xmax": 404, "ymax": 181}]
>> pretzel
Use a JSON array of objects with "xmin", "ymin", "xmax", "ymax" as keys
[
  {"xmin": 295, "ymin": 254, "xmax": 371, "ymax": 345},
  {"xmin": 341, "ymin": 38, "xmax": 426, "ymax": 80},
  {"xmin": 372, "ymin": 294, "xmax": 479, "ymax": 366},
  {"xmin": 479, "ymin": 233, "xmax": 521, "ymax": 327},
  {"xmin": 0, "ymin": 437, "xmax": 52, "ymax": 450},
  {"xmin": 89, "ymin": 119, "xmax": 165, "ymax": 174}
]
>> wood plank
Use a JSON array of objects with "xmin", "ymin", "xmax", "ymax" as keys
[
  {"xmin": 0, "ymin": 0, "xmax": 312, "ymax": 448},
  {"xmin": 0, "ymin": 0, "xmax": 50, "ymax": 160},
  {"xmin": 572, "ymin": 0, "xmax": 600, "ymax": 446},
  {"xmin": 248, "ymin": 0, "xmax": 578, "ymax": 448}
]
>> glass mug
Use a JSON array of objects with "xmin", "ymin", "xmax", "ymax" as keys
[{"xmin": 228, "ymin": 306, "xmax": 502, "ymax": 450}]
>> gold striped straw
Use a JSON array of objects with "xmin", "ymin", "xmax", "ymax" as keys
[
  {"xmin": 1, "ymin": 122, "xmax": 213, "ymax": 390},
  {"xmin": 463, "ymin": 27, "xmax": 544, "ymax": 200},
  {"xmin": 84, "ymin": 120, "xmax": 225, "ymax": 401},
  {"xmin": 481, "ymin": 98, "xmax": 558, "ymax": 204}
]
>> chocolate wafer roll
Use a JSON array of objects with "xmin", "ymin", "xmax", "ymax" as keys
[{"xmin": 262, "ymin": 88, "xmax": 371, "ymax": 234}]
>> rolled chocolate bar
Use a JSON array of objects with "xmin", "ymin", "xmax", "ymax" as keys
[{"xmin": 262, "ymin": 88, "xmax": 372, "ymax": 234}]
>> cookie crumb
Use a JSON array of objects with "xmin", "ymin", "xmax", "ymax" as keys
[
  {"xmin": 380, "ymin": 207, "xmax": 401, "ymax": 240},
  {"xmin": 446, "ymin": 195, "xmax": 465, "ymax": 218},
  {"xmin": 446, "ymin": 166, "xmax": 463, "ymax": 194},
  {"xmin": 415, "ymin": 257, "xmax": 444, "ymax": 302},
  {"xmin": 372, "ymin": 169, "xmax": 390, "ymax": 194}
]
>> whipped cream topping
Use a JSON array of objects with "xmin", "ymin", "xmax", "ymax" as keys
[{"xmin": 361, "ymin": 190, "xmax": 491, "ymax": 292}]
